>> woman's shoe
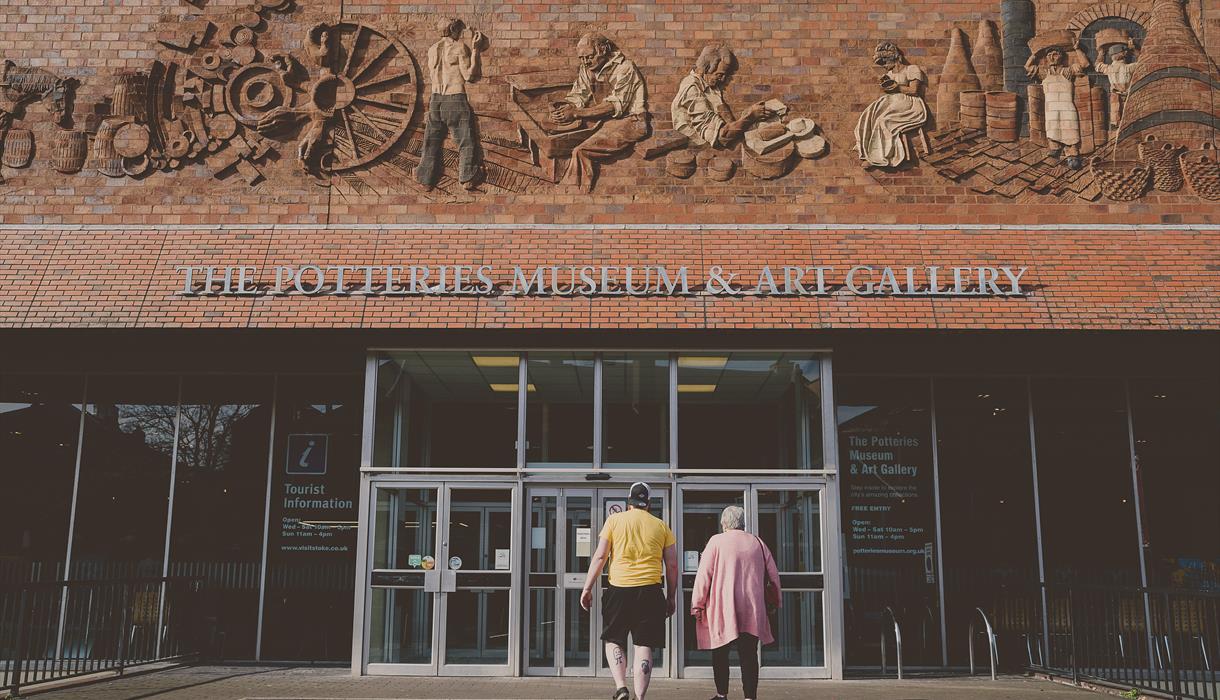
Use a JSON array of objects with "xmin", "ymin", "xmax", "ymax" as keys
[{"xmin": 612, "ymin": 687, "xmax": 630, "ymax": 700}]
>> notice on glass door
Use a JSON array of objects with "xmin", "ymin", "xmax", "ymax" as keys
[
  {"xmin": 840, "ymin": 430, "xmax": 934, "ymax": 562},
  {"xmin": 575, "ymin": 528, "xmax": 592, "ymax": 558}
]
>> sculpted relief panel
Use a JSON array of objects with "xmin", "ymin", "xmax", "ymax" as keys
[{"xmin": 0, "ymin": 0, "xmax": 1218, "ymax": 218}]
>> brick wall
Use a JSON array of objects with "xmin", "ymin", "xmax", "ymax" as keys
[
  {"xmin": 1, "ymin": 0, "xmax": 1218, "ymax": 225},
  {"xmin": 2, "ymin": 225, "xmax": 1216, "ymax": 329}
]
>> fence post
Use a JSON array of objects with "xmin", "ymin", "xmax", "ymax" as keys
[
  {"xmin": 1164, "ymin": 590, "xmax": 1181, "ymax": 700},
  {"xmin": 11, "ymin": 587, "xmax": 30, "ymax": 698},
  {"xmin": 1068, "ymin": 587, "xmax": 1079, "ymax": 684},
  {"xmin": 116, "ymin": 582, "xmax": 131, "ymax": 677}
]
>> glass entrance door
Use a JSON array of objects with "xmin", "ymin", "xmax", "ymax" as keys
[
  {"xmin": 364, "ymin": 482, "xmax": 520, "ymax": 675},
  {"xmin": 676, "ymin": 484, "xmax": 830, "ymax": 679},
  {"xmin": 525, "ymin": 486, "xmax": 670, "ymax": 677}
]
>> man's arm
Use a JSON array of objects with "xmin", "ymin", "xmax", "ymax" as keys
[
  {"xmin": 580, "ymin": 536, "xmax": 611, "ymax": 611},
  {"xmin": 458, "ymin": 31, "xmax": 482, "ymax": 83},
  {"xmin": 662, "ymin": 543, "xmax": 679, "ymax": 617}
]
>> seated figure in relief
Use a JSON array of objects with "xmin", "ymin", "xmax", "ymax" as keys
[
  {"xmin": 670, "ymin": 44, "xmax": 775, "ymax": 148},
  {"xmin": 854, "ymin": 41, "xmax": 929, "ymax": 168},
  {"xmin": 550, "ymin": 33, "xmax": 650, "ymax": 193}
]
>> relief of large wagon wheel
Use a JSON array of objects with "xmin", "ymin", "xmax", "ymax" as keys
[{"xmin": 319, "ymin": 22, "xmax": 420, "ymax": 172}]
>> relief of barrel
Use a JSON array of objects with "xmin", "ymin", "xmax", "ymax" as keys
[
  {"xmin": 960, "ymin": 90, "xmax": 986, "ymax": 131},
  {"xmin": 52, "ymin": 129, "xmax": 89, "ymax": 173},
  {"xmin": 2, "ymin": 128, "xmax": 35, "ymax": 168},
  {"xmin": 1027, "ymin": 83, "xmax": 1047, "ymax": 146},
  {"xmin": 985, "ymin": 91, "xmax": 1019, "ymax": 142},
  {"xmin": 111, "ymin": 71, "xmax": 148, "ymax": 121}
]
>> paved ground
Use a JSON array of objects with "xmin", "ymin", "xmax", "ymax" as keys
[{"xmin": 15, "ymin": 665, "xmax": 1106, "ymax": 700}]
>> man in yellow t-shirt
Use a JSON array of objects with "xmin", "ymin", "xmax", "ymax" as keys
[{"xmin": 581, "ymin": 482, "xmax": 678, "ymax": 700}]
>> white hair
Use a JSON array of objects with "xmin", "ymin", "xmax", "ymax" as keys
[{"xmin": 720, "ymin": 505, "xmax": 746, "ymax": 531}]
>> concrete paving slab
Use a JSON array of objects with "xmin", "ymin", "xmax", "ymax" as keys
[{"xmin": 13, "ymin": 665, "xmax": 1108, "ymax": 700}]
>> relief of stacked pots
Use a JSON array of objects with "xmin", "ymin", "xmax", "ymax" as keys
[{"xmin": 985, "ymin": 91, "xmax": 1019, "ymax": 142}]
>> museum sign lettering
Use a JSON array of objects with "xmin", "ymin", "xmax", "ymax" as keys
[{"xmin": 176, "ymin": 264, "xmax": 1029, "ymax": 297}]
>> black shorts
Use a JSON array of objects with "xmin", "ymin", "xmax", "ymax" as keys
[{"xmin": 601, "ymin": 583, "xmax": 666, "ymax": 649}]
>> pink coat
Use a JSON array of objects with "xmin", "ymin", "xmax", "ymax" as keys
[{"xmin": 689, "ymin": 530, "xmax": 782, "ymax": 650}]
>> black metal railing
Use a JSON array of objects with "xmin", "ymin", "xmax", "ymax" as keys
[
  {"xmin": 1018, "ymin": 583, "xmax": 1220, "ymax": 700},
  {"xmin": 1, "ymin": 576, "xmax": 202, "ymax": 696}
]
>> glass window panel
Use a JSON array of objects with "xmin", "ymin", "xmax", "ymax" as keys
[
  {"xmin": 603, "ymin": 353, "xmax": 669, "ymax": 464},
  {"xmin": 758, "ymin": 490, "xmax": 821, "ymax": 573},
  {"xmin": 836, "ymin": 376, "xmax": 939, "ymax": 667},
  {"xmin": 680, "ymin": 489, "xmax": 745, "ymax": 668},
  {"xmin": 1129, "ymin": 378, "xmax": 1220, "ymax": 588},
  {"xmin": 368, "ymin": 587, "xmax": 433, "ymax": 664},
  {"xmin": 1032, "ymin": 378, "xmax": 1140, "ymax": 586},
  {"xmin": 261, "ymin": 374, "xmax": 361, "ymax": 662},
  {"xmin": 565, "ymin": 496, "xmax": 593, "ymax": 574},
  {"xmin": 0, "ymin": 375, "xmax": 84, "ymax": 583},
  {"xmin": 167, "ymin": 375, "xmax": 272, "ymax": 660},
  {"xmin": 448, "ymin": 489, "xmax": 512, "ymax": 571},
  {"xmin": 529, "ymin": 588, "xmax": 556, "ymax": 667},
  {"xmin": 525, "ymin": 352, "xmax": 595, "ymax": 464},
  {"xmin": 445, "ymin": 589, "xmax": 509, "ymax": 665},
  {"xmin": 374, "ymin": 352, "xmax": 519, "ymax": 469},
  {"xmin": 564, "ymin": 589, "xmax": 590, "ymax": 667},
  {"xmin": 373, "ymin": 488, "xmax": 439, "ymax": 570},
  {"xmin": 71, "ymin": 375, "xmax": 178, "ymax": 580},
  {"xmin": 934, "ymin": 377, "xmax": 1039, "ymax": 665},
  {"xmin": 763, "ymin": 590, "xmax": 824, "ymax": 667},
  {"xmin": 529, "ymin": 495, "xmax": 557, "ymax": 574},
  {"xmin": 678, "ymin": 353, "xmax": 822, "ymax": 469}
]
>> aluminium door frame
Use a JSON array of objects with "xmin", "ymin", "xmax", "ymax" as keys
[
  {"xmin": 437, "ymin": 481, "xmax": 522, "ymax": 677},
  {"xmin": 674, "ymin": 480, "xmax": 833, "ymax": 680},
  {"xmin": 363, "ymin": 479, "xmax": 443, "ymax": 676},
  {"xmin": 357, "ymin": 477, "xmax": 522, "ymax": 676}
]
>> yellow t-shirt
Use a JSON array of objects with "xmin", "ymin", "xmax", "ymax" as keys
[{"xmin": 600, "ymin": 508, "xmax": 676, "ymax": 587}]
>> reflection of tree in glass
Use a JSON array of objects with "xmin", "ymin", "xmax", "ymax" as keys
[
  {"xmin": 100, "ymin": 403, "xmax": 177, "ymax": 455},
  {"xmin": 101, "ymin": 402, "xmax": 258, "ymax": 471},
  {"xmin": 176, "ymin": 404, "xmax": 258, "ymax": 472}
]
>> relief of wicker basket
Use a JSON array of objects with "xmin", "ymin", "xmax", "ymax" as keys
[
  {"xmin": 1090, "ymin": 158, "xmax": 1150, "ymax": 201},
  {"xmin": 1179, "ymin": 142, "xmax": 1220, "ymax": 201},
  {"xmin": 1137, "ymin": 135, "xmax": 1185, "ymax": 192}
]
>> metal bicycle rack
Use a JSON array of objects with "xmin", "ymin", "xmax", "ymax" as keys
[
  {"xmin": 880, "ymin": 606, "xmax": 903, "ymax": 680},
  {"xmin": 968, "ymin": 607, "xmax": 999, "ymax": 681}
]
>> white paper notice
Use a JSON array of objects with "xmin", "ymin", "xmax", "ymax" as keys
[
  {"xmin": 531, "ymin": 527, "xmax": 547, "ymax": 549},
  {"xmin": 495, "ymin": 548, "xmax": 511, "ymax": 570},
  {"xmin": 575, "ymin": 527, "xmax": 592, "ymax": 557},
  {"xmin": 684, "ymin": 550, "xmax": 700, "ymax": 572}
]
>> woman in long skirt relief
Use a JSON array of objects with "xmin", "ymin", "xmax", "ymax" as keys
[{"xmin": 855, "ymin": 42, "xmax": 929, "ymax": 168}]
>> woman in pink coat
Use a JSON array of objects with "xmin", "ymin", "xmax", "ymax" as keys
[{"xmin": 690, "ymin": 506, "xmax": 782, "ymax": 700}]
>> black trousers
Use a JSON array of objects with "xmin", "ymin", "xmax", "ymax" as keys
[{"xmin": 712, "ymin": 633, "xmax": 759, "ymax": 698}]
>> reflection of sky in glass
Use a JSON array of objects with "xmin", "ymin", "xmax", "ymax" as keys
[
  {"xmin": 836, "ymin": 405, "xmax": 878, "ymax": 425},
  {"xmin": 0, "ymin": 402, "xmax": 32, "ymax": 414}
]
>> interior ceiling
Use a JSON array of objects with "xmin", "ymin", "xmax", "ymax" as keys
[{"xmin": 391, "ymin": 352, "xmax": 819, "ymax": 403}]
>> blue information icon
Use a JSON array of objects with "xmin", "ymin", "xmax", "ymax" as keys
[{"xmin": 286, "ymin": 434, "xmax": 329, "ymax": 475}]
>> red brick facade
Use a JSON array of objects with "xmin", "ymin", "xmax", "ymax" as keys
[
  {"xmin": 1, "ymin": 225, "xmax": 1216, "ymax": 329},
  {"xmin": 1, "ymin": 0, "xmax": 1218, "ymax": 330}
]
